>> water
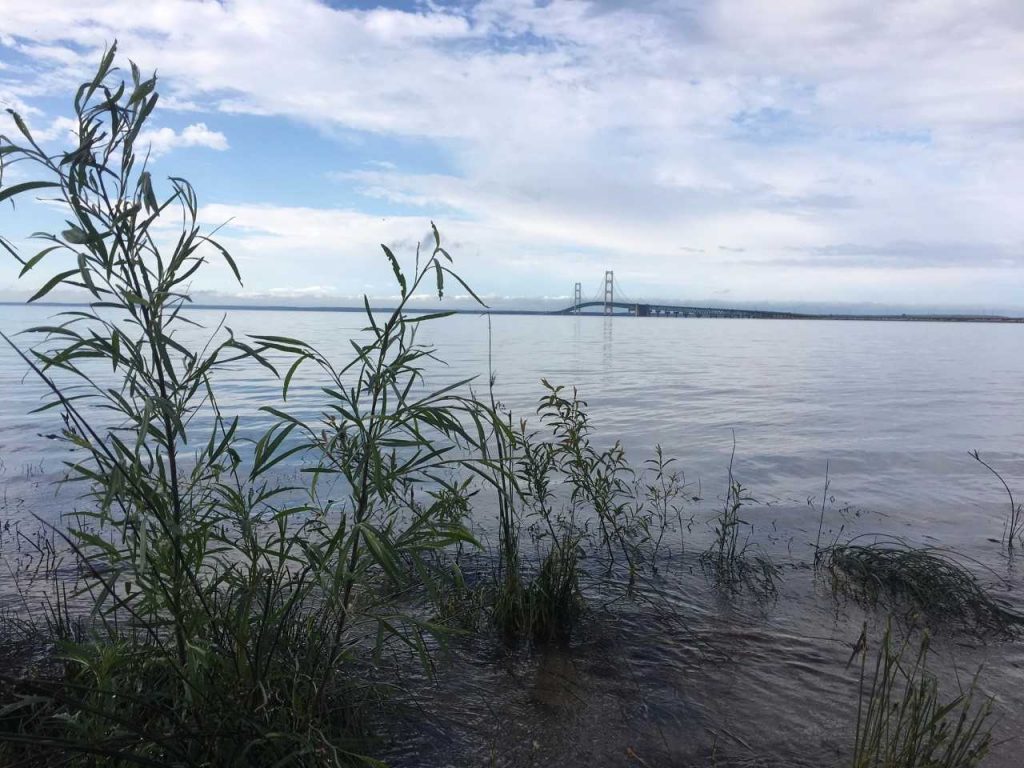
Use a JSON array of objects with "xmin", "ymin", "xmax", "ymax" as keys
[{"xmin": 2, "ymin": 304, "xmax": 1023, "ymax": 766}]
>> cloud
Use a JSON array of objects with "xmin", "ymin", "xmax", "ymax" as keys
[
  {"xmin": 193, "ymin": 201, "xmax": 606, "ymax": 297},
  {"xmin": 778, "ymin": 242, "xmax": 1024, "ymax": 270},
  {"xmin": 27, "ymin": 116, "xmax": 78, "ymax": 143},
  {"xmin": 138, "ymin": 123, "xmax": 228, "ymax": 157},
  {"xmin": 0, "ymin": 1, "xmax": 1022, "ymax": 307}
]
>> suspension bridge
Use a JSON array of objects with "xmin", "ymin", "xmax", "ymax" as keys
[{"xmin": 559, "ymin": 271, "xmax": 811, "ymax": 319}]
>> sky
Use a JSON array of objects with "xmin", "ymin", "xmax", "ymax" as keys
[{"xmin": 0, "ymin": 0, "xmax": 1023, "ymax": 312}]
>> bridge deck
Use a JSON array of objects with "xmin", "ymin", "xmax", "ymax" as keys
[{"xmin": 558, "ymin": 300, "xmax": 808, "ymax": 319}]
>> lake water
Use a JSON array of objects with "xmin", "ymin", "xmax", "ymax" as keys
[
  {"xmin": 2, "ymin": 304, "xmax": 1023, "ymax": 766},
  {"xmin": 4, "ymin": 305, "xmax": 1021, "ymax": 533}
]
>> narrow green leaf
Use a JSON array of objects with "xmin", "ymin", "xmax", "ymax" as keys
[
  {"xmin": 129, "ymin": 77, "xmax": 156, "ymax": 107},
  {"xmin": 140, "ymin": 171, "xmax": 159, "ymax": 213},
  {"xmin": 18, "ymin": 245, "xmax": 62, "ymax": 277},
  {"xmin": 249, "ymin": 334, "xmax": 313, "ymax": 348},
  {"xmin": 405, "ymin": 311, "xmax": 455, "ymax": 323},
  {"xmin": 77, "ymin": 252, "xmax": 98, "ymax": 295},
  {"xmin": 363, "ymin": 295, "xmax": 381, "ymax": 337},
  {"xmin": 381, "ymin": 244, "xmax": 407, "ymax": 296},
  {"xmin": 282, "ymin": 356, "xmax": 306, "ymax": 401},
  {"xmin": 443, "ymin": 266, "xmax": 488, "ymax": 308},
  {"xmin": 8, "ymin": 111, "xmax": 36, "ymax": 147},
  {"xmin": 29, "ymin": 269, "xmax": 77, "ymax": 302},
  {"xmin": 0, "ymin": 180, "xmax": 60, "ymax": 205},
  {"xmin": 199, "ymin": 236, "xmax": 242, "ymax": 284},
  {"xmin": 258, "ymin": 406, "xmax": 308, "ymax": 429}
]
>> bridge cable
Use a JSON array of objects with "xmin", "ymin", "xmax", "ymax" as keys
[{"xmin": 611, "ymin": 273, "xmax": 635, "ymax": 306}]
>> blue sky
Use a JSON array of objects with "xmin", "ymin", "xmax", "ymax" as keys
[{"xmin": 1, "ymin": 0, "xmax": 1023, "ymax": 311}]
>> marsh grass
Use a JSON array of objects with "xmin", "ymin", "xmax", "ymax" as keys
[
  {"xmin": 851, "ymin": 623, "xmax": 993, "ymax": 768},
  {"xmin": 820, "ymin": 537, "xmax": 1023, "ymax": 635}
]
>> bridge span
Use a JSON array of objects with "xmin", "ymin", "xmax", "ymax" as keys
[
  {"xmin": 556, "ymin": 272, "xmax": 1023, "ymax": 322},
  {"xmin": 564, "ymin": 271, "xmax": 812, "ymax": 319},
  {"xmin": 557, "ymin": 300, "xmax": 809, "ymax": 319}
]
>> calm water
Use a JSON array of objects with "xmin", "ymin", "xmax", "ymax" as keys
[{"xmin": 2, "ymin": 304, "xmax": 1023, "ymax": 766}]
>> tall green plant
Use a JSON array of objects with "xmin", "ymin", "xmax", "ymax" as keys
[
  {"xmin": 0, "ymin": 44, "xmax": 484, "ymax": 765},
  {"xmin": 484, "ymin": 381, "xmax": 689, "ymax": 642},
  {"xmin": 0, "ymin": 42, "xmax": 252, "ymax": 668},
  {"xmin": 248, "ymin": 226, "xmax": 488, "ymax": 657},
  {"xmin": 699, "ymin": 448, "xmax": 778, "ymax": 596}
]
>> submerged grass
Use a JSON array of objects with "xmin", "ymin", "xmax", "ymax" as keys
[{"xmin": 820, "ymin": 537, "xmax": 1023, "ymax": 635}]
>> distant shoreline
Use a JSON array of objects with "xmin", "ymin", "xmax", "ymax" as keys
[{"xmin": 2, "ymin": 300, "xmax": 1022, "ymax": 323}]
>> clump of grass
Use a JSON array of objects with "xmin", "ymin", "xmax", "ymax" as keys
[
  {"xmin": 820, "ymin": 537, "xmax": 1023, "ymax": 634},
  {"xmin": 700, "ymin": 450, "xmax": 779, "ymax": 597},
  {"xmin": 851, "ymin": 623, "xmax": 992, "ymax": 768},
  {"xmin": 521, "ymin": 544, "xmax": 583, "ymax": 643}
]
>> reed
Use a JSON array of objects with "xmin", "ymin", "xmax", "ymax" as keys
[{"xmin": 851, "ymin": 623, "xmax": 992, "ymax": 768}]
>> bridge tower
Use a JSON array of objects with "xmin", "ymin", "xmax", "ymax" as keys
[
  {"xmin": 572, "ymin": 282, "xmax": 582, "ymax": 314},
  {"xmin": 603, "ymin": 270, "xmax": 614, "ymax": 315}
]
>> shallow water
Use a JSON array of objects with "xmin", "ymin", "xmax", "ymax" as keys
[{"xmin": 1, "ymin": 304, "xmax": 1023, "ymax": 765}]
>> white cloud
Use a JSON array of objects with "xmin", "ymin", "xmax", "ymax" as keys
[
  {"xmin": 138, "ymin": 122, "xmax": 228, "ymax": 157},
  {"xmin": 27, "ymin": 115, "xmax": 78, "ymax": 143},
  {"xmin": 0, "ymin": 1, "xmax": 1022, "ymax": 306}
]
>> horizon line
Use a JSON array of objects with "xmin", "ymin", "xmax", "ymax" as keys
[{"xmin": 3, "ymin": 300, "xmax": 1023, "ymax": 324}]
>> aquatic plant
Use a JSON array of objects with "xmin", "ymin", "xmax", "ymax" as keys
[
  {"xmin": 0, "ymin": 44, "xmax": 480, "ymax": 765},
  {"xmin": 483, "ymin": 382, "xmax": 688, "ymax": 642},
  {"xmin": 820, "ymin": 537, "xmax": 1022, "ymax": 635},
  {"xmin": 636, "ymin": 445, "xmax": 690, "ymax": 567},
  {"xmin": 3, "ymin": 35, "xmax": 1007, "ymax": 768},
  {"xmin": 484, "ymin": 386, "xmax": 585, "ymax": 642},
  {"xmin": 476, "ymin": 325, "xmax": 532, "ymax": 640},
  {"xmin": 851, "ymin": 623, "xmax": 992, "ymax": 768},
  {"xmin": 700, "ymin": 454, "xmax": 778, "ymax": 597},
  {"xmin": 969, "ymin": 450, "xmax": 1023, "ymax": 550}
]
